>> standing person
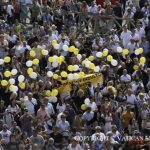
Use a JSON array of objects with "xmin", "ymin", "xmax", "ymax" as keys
[
  {"xmin": 80, "ymin": 1, "xmax": 89, "ymax": 31},
  {"xmin": 20, "ymin": 108, "xmax": 33, "ymax": 137},
  {"xmin": 0, "ymin": 34, "xmax": 8, "ymax": 58},
  {"xmin": 30, "ymin": 0, "xmax": 41, "ymax": 23},
  {"xmin": 30, "ymin": 129, "xmax": 45, "ymax": 150},
  {"xmin": 121, "ymin": 106, "xmax": 135, "ymax": 134},
  {"xmin": 23, "ymin": 93, "xmax": 37, "ymax": 116},
  {"xmin": 120, "ymin": 25, "xmax": 132, "ymax": 48},
  {"xmin": 37, "ymin": 104, "xmax": 49, "ymax": 124},
  {"xmin": 0, "ymin": 124, "xmax": 11, "ymax": 146}
]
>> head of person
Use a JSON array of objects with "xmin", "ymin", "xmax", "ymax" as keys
[
  {"xmin": 127, "ymin": 88, "xmax": 132, "ymax": 95},
  {"xmin": 61, "ymin": 114, "xmax": 66, "ymax": 122},
  {"xmin": 28, "ymin": 92, "xmax": 33, "ymax": 100},
  {"xmin": 95, "ymin": 126, "xmax": 101, "ymax": 133},
  {"xmin": 86, "ymin": 107, "xmax": 91, "ymax": 113},
  {"xmin": 123, "ymin": 69, "xmax": 127, "ymax": 75},
  {"xmin": 40, "ymin": 104, "xmax": 46, "ymax": 110},
  {"xmin": 2, "ymin": 124, "xmax": 8, "ymax": 132}
]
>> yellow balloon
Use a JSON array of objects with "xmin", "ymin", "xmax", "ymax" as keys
[
  {"xmin": 51, "ymin": 89, "xmax": 58, "ymax": 97},
  {"xmin": 68, "ymin": 65, "xmax": 74, "ymax": 71},
  {"xmin": 81, "ymin": 104, "xmax": 87, "ymax": 111},
  {"xmin": 4, "ymin": 57, "xmax": 11, "ymax": 63},
  {"xmin": 32, "ymin": 59, "xmax": 39, "ymax": 65},
  {"xmin": 48, "ymin": 57, "xmax": 53, "ymax": 63},
  {"xmin": 53, "ymin": 74, "xmax": 58, "ymax": 79},
  {"xmin": 9, "ymin": 85, "xmax": 14, "ymax": 91},
  {"xmin": 82, "ymin": 60, "xmax": 86, "ymax": 66},
  {"xmin": 56, "ymin": 57, "xmax": 62, "ymax": 63},
  {"xmin": 45, "ymin": 90, "xmax": 51, "ymax": 97},
  {"xmin": 88, "ymin": 56, "xmax": 94, "ymax": 61},
  {"xmin": 74, "ymin": 48, "xmax": 79, "ymax": 55},
  {"xmin": 27, "ymin": 68, "xmax": 33, "ymax": 75},
  {"xmin": 140, "ymin": 57, "xmax": 146, "ymax": 64},
  {"xmin": 60, "ymin": 56, "xmax": 65, "ymax": 62},
  {"xmin": 61, "ymin": 71, "xmax": 68, "ymax": 78},
  {"xmin": 1, "ymin": 80, "xmax": 8, "ymax": 86},
  {"xmin": 89, "ymin": 63, "xmax": 95, "ymax": 69},
  {"xmin": 102, "ymin": 50, "xmax": 108, "ymax": 57},
  {"xmin": 133, "ymin": 65, "xmax": 139, "ymax": 70},
  {"xmin": 30, "ymin": 50, "xmax": 36, "ymax": 57},
  {"xmin": 68, "ymin": 46, "xmax": 75, "ymax": 52},
  {"xmin": 123, "ymin": 49, "xmax": 129, "ymax": 55},
  {"xmin": 19, "ymin": 82, "xmax": 25, "ymax": 89},
  {"xmin": 4, "ymin": 71, "xmax": 11, "ymax": 77},
  {"xmin": 78, "ymin": 72, "xmax": 85, "ymax": 78},
  {"xmin": 51, "ymin": 40, "xmax": 57, "ymax": 46},
  {"xmin": 138, "ymin": 48, "xmax": 143, "ymax": 54},
  {"xmin": 107, "ymin": 55, "xmax": 113, "ymax": 62}
]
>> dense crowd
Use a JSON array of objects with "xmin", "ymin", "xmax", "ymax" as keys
[{"xmin": 0, "ymin": 0, "xmax": 150, "ymax": 150}]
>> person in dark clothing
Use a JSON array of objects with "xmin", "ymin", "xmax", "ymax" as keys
[
  {"xmin": 113, "ymin": 2, "xmax": 123, "ymax": 34},
  {"xmin": 134, "ymin": 7, "xmax": 144, "ymax": 23}
]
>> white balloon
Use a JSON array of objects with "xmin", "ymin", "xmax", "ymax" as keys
[
  {"xmin": 18, "ymin": 75, "xmax": 25, "ymax": 82},
  {"xmin": 62, "ymin": 45, "xmax": 68, "ymax": 51},
  {"xmin": 75, "ymin": 41, "xmax": 80, "ymax": 47},
  {"xmin": 54, "ymin": 44, "xmax": 60, "ymax": 50},
  {"xmin": 26, "ymin": 60, "xmax": 33, "ymax": 67},
  {"xmin": 42, "ymin": 50, "xmax": 49, "ymax": 55},
  {"xmin": 68, "ymin": 73, "xmax": 73, "ymax": 80},
  {"xmin": 47, "ymin": 71, "xmax": 53, "ymax": 77},
  {"xmin": 52, "ymin": 97, "xmax": 58, "ymax": 103},
  {"xmin": 11, "ymin": 69, "xmax": 18, "ymax": 76},
  {"xmin": 13, "ymin": 86, "xmax": 18, "ymax": 92},
  {"xmin": 9, "ymin": 78, "xmax": 15, "ymax": 85},
  {"xmin": 52, "ymin": 62, "xmax": 58, "ymax": 68},
  {"xmin": 0, "ymin": 59, "xmax": 4, "ymax": 65},
  {"xmin": 30, "ymin": 72, "xmax": 37, "ymax": 79},
  {"xmin": 77, "ymin": 54, "xmax": 82, "ymax": 60},
  {"xmin": 84, "ymin": 98, "xmax": 90, "ymax": 106},
  {"xmin": 117, "ymin": 47, "xmax": 123, "ymax": 53},
  {"xmin": 74, "ymin": 65, "xmax": 79, "ymax": 71},
  {"xmin": 103, "ymin": 48, "xmax": 109, "ymax": 52},
  {"xmin": 53, "ymin": 55, "xmax": 58, "ymax": 61},
  {"xmin": 111, "ymin": 59, "xmax": 118, "ymax": 66},
  {"xmin": 135, "ymin": 49, "xmax": 140, "ymax": 55},
  {"xmin": 85, "ymin": 61, "xmax": 91, "ymax": 67},
  {"xmin": 96, "ymin": 52, "xmax": 103, "ymax": 58},
  {"xmin": 74, "ymin": 73, "xmax": 79, "ymax": 80},
  {"xmin": 94, "ymin": 66, "xmax": 100, "ymax": 72}
]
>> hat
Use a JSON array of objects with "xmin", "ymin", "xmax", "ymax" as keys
[{"xmin": 95, "ymin": 126, "xmax": 101, "ymax": 130}]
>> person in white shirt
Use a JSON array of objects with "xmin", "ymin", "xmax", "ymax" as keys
[
  {"xmin": 6, "ymin": 4, "xmax": 14, "ymax": 25},
  {"xmin": 120, "ymin": 26, "xmax": 132, "ymax": 48},
  {"xmin": 135, "ymin": 23, "xmax": 145, "ymax": 41},
  {"xmin": 91, "ymin": 126, "xmax": 106, "ymax": 142},
  {"xmin": 88, "ymin": 1, "xmax": 98, "ymax": 14},
  {"xmin": 48, "ymin": 30, "xmax": 58, "ymax": 42},
  {"xmin": 43, "ymin": 97, "xmax": 55, "ymax": 116},
  {"xmin": 120, "ymin": 69, "xmax": 131, "ymax": 83},
  {"xmin": 23, "ymin": 93, "xmax": 37, "ymax": 116},
  {"xmin": 82, "ymin": 107, "xmax": 94, "ymax": 123},
  {"xmin": 129, "ymin": 29, "xmax": 140, "ymax": 42},
  {"xmin": 127, "ymin": 38, "xmax": 136, "ymax": 53},
  {"xmin": 0, "ymin": 124, "xmax": 11, "ymax": 145},
  {"xmin": 67, "ymin": 137, "xmax": 82, "ymax": 150},
  {"xmin": 56, "ymin": 100, "xmax": 66, "ymax": 114},
  {"xmin": 87, "ymin": 97, "xmax": 98, "ymax": 112},
  {"xmin": 57, "ymin": 114, "xmax": 70, "ymax": 132},
  {"xmin": 109, "ymin": 29, "xmax": 120, "ymax": 51},
  {"xmin": 126, "ymin": 88, "xmax": 137, "ymax": 109}
]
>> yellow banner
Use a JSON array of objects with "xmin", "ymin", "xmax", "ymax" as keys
[{"xmin": 58, "ymin": 73, "xmax": 103, "ymax": 94}]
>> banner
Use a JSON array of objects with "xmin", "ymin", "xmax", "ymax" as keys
[{"xmin": 58, "ymin": 73, "xmax": 103, "ymax": 94}]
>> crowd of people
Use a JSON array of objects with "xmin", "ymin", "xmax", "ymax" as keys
[{"xmin": 0, "ymin": 0, "xmax": 150, "ymax": 150}]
